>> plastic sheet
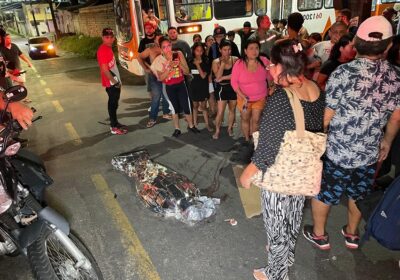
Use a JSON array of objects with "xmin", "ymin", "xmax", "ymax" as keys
[{"xmin": 112, "ymin": 150, "xmax": 219, "ymax": 225}]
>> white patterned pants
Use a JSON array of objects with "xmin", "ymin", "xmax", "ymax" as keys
[{"xmin": 261, "ymin": 189, "xmax": 305, "ymax": 280}]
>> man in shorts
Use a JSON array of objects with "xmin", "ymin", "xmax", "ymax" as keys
[
  {"xmin": 97, "ymin": 27, "xmax": 127, "ymax": 135},
  {"xmin": 303, "ymin": 16, "xmax": 400, "ymax": 250}
]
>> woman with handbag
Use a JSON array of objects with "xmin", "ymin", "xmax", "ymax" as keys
[{"xmin": 240, "ymin": 39, "xmax": 325, "ymax": 280}]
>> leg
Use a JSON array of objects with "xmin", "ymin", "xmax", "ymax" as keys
[
  {"xmin": 200, "ymin": 101, "xmax": 212, "ymax": 131},
  {"xmin": 288, "ymin": 196, "xmax": 306, "ymax": 267},
  {"xmin": 261, "ymin": 190, "xmax": 292, "ymax": 280},
  {"xmin": 311, "ymin": 198, "xmax": 331, "ymax": 236},
  {"xmin": 149, "ymin": 76, "xmax": 163, "ymax": 121},
  {"xmin": 251, "ymin": 109, "xmax": 263, "ymax": 135},
  {"xmin": 213, "ymin": 100, "xmax": 227, "ymax": 139},
  {"xmin": 240, "ymin": 109, "xmax": 252, "ymax": 142},
  {"xmin": 347, "ymin": 199, "xmax": 362, "ymax": 235},
  {"xmin": 106, "ymin": 86, "xmax": 121, "ymax": 128},
  {"xmin": 227, "ymin": 100, "xmax": 237, "ymax": 136},
  {"xmin": 208, "ymin": 91, "xmax": 217, "ymax": 115},
  {"xmin": 193, "ymin": 101, "xmax": 199, "ymax": 127},
  {"xmin": 172, "ymin": 114, "xmax": 180, "ymax": 129}
]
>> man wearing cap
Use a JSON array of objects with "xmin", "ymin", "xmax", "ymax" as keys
[
  {"xmin": 303, "ymin": 16, "xmax": 400, "ymax": 251},
  {"xmin": 208, "ymin": 26, "xmax": 227, "ymax": 62},
  {"xmin": 97, "ymin": 28, "xmax": 127, "ymax": 135},
  {"xmin": 248, "ymin": 15, "xmax": 280, "ymax": 58},
  {"xmin": 313, "ymin": 21, "xmax": 347, "ymax": 64},
  {"xmin": 232, "ymin": 21, "xmax": 256, "ymax": 55}
]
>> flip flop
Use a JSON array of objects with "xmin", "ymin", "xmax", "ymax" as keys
[{"xmin": 146, "ymin": 120, "xmax": 156, "ymax": 128}]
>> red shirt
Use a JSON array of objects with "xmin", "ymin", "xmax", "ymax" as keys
[{"xmin": 97, "ymin": 44, "xmax": 118, "ymax": 87}]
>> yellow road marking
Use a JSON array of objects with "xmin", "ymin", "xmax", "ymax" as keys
[
  {"xmin": 45, "ymin": 88, "xmax": 53, "ymax": 96},
  {"xmin": 64, "ymin": 122, "xmax": 82, "ymax": 145},
  {"xmin": 36, "ymin": 74, "xmax": 41, "ymax": 78},
  {"xmin": 52, "ymin": 100, "xmax": 64, "ymax": 113},
  {"xmin": 91, "ymin": 174, "xmax": 161, "ymax": 280},
  {"xmin": 40, "ymin": 79, "xmax": 47, "ymax": 86}
]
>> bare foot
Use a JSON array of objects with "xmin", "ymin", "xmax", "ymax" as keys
[
  {"xmin": 228, "ymin": 127, "xmax": 234, "ymax": 137},
  {"xmin": 212, "ymin": 132, "xmax": 219, "ymax": 140},
  {"xmin": 206, "ymin": 126, "xmax": 214, "ymax": 132},
  {"xmin": 253, "ymin": 268, "xmax": 268, "ymax": 280}
]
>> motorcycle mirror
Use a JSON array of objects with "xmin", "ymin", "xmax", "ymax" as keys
[{"xmin": 3, "ymin": 86, "xmax": 28, "ymax": 103}]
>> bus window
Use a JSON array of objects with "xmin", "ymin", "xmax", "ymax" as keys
[
  {"xmin": 324, "ymin": 0, "xmax": 333, "ymax": 8},
  {"xmin": 114, "ymin": 0, "xmax": 133, "ymax": 42},
  {"xmin": 255, "ymin": 0, "xmax": 267, "ymax": 16},
  {"xmin": 298, "ymin": 0, "xmax": 322, "ymax": 11},
  {"xmin": 282, "ymin": 0, "xmax": 292, "ymax": 19},
  {"xmin": 214, "ymin": 0, "xmax": 252, "ymax": 19},
  {"xmin": 371, "ymin": 0, "xmax": 377, "ymax": 11},
  {"xmin": 381, "ymin": 0, "xmax": 399, "ymax": 3},
  {"xmin": 174, "ymin": 0, "xmax": 212, "ymax": 22}
]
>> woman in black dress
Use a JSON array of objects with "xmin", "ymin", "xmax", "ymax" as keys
[{"xmin": 188, "ymin": 42, "xmax": 213, "ymax": 131}]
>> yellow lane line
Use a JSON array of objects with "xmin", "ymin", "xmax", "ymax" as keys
[
  {"xmin": 64, "ymin": 122, "xmax": 82, "ymax": 145},
  {"xmin": 40, "ymin": 79, "xmax": 47, "ymax": 86},
  {"xmin": 52, "ymin": 100, "xmax": 64, "ymax": 113},
  {"xmin": 91, "ymin": 174, "xmax": 161, "ymax": 280},
  {"xmin": 45, "ymin": 88, "xmax": 53, "ymax": 96}
]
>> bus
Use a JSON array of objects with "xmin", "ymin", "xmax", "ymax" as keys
[{"xmin": 113, "ymin": 0, "xmax": 336, "ymax": 75}]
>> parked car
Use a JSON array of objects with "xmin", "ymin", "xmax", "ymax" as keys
[{"xmin": 27, "ymin": 37, "xmax": 56, "ymax": 59}]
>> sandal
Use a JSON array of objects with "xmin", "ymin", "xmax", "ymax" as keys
[
  {"xmin": 162, "ymin": 114, "xmax": 172, "ymax": 120},
  {"xmin": 146, "ymin": 120, "xmax": 156, "ymax": 128},
  {"xmin": 253, "ymin": 268, "xmax": 268, "ymax": 280}
]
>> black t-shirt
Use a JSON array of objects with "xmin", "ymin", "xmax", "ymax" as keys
[
  {"xmin": 230, "ymin": 41, "xmax": 241, "ymax": 58},
  {"xmin": 320, "ymin": 59, "xmax": 342, "ymax": 77},
  {"xmin": 0, "ymin": 43, "xmax": 22, "ymax": 70},
  {"xmin": 138, "ymin": 37, "xmax": 156, "ymax": 53}
]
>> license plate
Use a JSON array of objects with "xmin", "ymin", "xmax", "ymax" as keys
[{"xmin": 40, "ymin": 51, "xmax": 47, "ymax": 53}]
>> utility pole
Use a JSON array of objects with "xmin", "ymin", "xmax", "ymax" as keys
[
  {"xmin": 30, "ymin": 1, "xmax": 40, "ymax": 36},
  {"xmin": 47, "ymin": 0, "xmax": 60, "ymax": 40}
]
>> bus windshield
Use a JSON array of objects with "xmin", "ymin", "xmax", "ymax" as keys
[
  {"xmin": 114, "ymin": 0, "xmax": 133, "ymax": 43},
  {"xmin": 174, "ymin": 0, "xmax": 212, "ymax": 22}
]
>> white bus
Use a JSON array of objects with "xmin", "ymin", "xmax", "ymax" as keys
[{"xmin": 114, "ymin": 0, "xmax": 335, "ymax": 75}]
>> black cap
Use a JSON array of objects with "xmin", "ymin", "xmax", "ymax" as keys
[
  {"xmin": 213, "ymin": 26, "xmax": 226, "ymax": 36},
  {"xmin": 243, "ymin": 21, "xmax": 251, "ymax": 28},
  {"xmin": 102, "ymin": 27, "xmax": 114, "ymax": 36}
]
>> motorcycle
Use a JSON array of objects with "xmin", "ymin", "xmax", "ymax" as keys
[{"xmin": 0, "ymin": 85, "xmax": 103, "ymax": 280}]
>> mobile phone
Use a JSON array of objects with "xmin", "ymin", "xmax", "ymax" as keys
[{"xmin": 172, "ymin": 52, "xmax": 179, "ymax": 60}]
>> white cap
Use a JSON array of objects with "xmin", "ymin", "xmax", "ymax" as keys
[{"xmin": 356, "ymin": 16, "xmax": 393, "ymax": 41}]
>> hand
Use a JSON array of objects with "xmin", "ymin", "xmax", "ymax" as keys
[
  {"xmin": 28, "ymin": 64, "xmax": 32, "ymax": 68},
  {"xmin": 239, "ymin": 172, "xmax": 252, "ymax": 189},
  {"xmin": 9, "ymin": 102, "xmax": 33, "ymax": 130},
  {"xmin": 378, "ymin": 138, "xmax": 391, "ymax": 162}
]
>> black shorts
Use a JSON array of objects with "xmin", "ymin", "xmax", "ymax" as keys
[
  {"xmin": 164, "ymin": 82, "xmax": 192, "ymax": 115},
  {"xmin": 215, "ymin": 84, "xmax": 237, "ymax": 101}
]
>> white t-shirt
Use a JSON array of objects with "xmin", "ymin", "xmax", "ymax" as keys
[{"xmin": 313, "ymin": 41, "xmax": 333, "ymax": 65}]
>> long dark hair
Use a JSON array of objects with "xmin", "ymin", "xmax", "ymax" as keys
[
  {"xmin": 241, "ymin": 38, "xmax": 266, "ymax": 68},
  {"xmin": 191, "ymin": 41, "xmax": 208, "ymax": 63},
  {"xmin": 270, "ymin": 39, "xmax": 308, "ymax": 84},
  {"xmin": 329, "ymin": 34, "xmax": 354, "ymax": 61}
]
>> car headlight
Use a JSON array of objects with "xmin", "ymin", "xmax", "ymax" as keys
[
  {"xmin": 30, "ymin": 47, "xmax": 37, "ymax": 51},
  {"xmin": 47, "ymin": 44, "xmax": 54, "ymax": 50}
]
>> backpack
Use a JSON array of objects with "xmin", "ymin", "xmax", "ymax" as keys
[{"xmin": 364, "ymin": 175, "xmax": 400, "ymax": 250}]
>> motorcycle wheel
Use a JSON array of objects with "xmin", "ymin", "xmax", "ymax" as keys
[{"xmin": 27, "ymin": 226, "xmax": 103, "ymax": 280}]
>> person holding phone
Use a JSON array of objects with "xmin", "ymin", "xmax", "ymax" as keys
[{"xmin": 151, "ymin": 37, "xmax": 198, "ymax": 137}]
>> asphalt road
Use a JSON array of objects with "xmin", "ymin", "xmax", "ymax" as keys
[{"xmin": 0, "ymin": 37, "xmax": 398, "ymax": 280}]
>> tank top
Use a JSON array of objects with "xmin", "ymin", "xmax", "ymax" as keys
[{"xmin": 218, "ymin": 56, "xmax": 233, "ymax": 86}]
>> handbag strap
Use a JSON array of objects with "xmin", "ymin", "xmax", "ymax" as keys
[{"xmin": 284, "ymin": 88, "xmax": 306, "ymax": 138}]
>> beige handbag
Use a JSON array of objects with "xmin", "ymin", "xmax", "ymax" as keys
[{"xmin": 251, "ymin": 88, "xmax": 327, "ymax": 196}]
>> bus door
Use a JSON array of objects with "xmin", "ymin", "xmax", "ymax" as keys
[{"xmin": 270, "ymin": 0, "xmax": 293, "ymax": 21}]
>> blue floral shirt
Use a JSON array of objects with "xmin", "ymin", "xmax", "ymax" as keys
[{"xmin": 326, "ymin": 58, "xmax": 400, "ymax": 169}]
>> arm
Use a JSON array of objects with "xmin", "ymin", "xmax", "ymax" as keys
[
  {"xmin": 138, "ymin": 49, "xmax": 152, "ymax": 73},
  {"xmin": 0, "ymin": 98, "xmax": 33, "ymax": 130},
  {"xmin": 230, "ymin": 61, "xmax": 247, "ymax": 100},
  {"xmin": 19, "ymin": 54, "xmax": 32, "ymax": 68},
  {"xmin": 100, "ymin": 63, "xmax": 118, "ymax": 85},
  {"xmin": 323, "ymin": 108, "xmax": 335, "ymax": 133},
  {"xmin": 193, "ymin": 61, "xmax": 207, "ymax": 79},
  {"xmin": 239, "ymin": 162, "xmax": 259, "ymax": 189},
  {"xmin": 212, "ymin": 58, "xmax": 224, "ymax": 81},
  {"xmin": 178, "ymin": 51, "xmax": 189, "ymax": 75},
  {"xmin": 379, "ymin": 109, "xmax": 400, "ymax": 161},
  {"xmin": 316, "ymin": 73, "xmax": 328, "ymax": 91}
]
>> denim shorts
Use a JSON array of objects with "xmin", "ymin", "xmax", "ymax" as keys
[{"xmin": 316, "ymin": 157, "xmax": 377, "ymax": 205}]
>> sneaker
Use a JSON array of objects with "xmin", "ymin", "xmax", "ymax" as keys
[
  {"xmin": 116, "ymin": 122, "xmax": 128, "ymax": 129},
  {"xmin": 303, "ymin": 224, "xmax": 331, "ymax": 250},
  {"xmin": 188, "ymin": 126, "xmax": 200, "ymax": 133},
  {"xmin": 172, "ymin": 129, "xmax": 181, "ymax": 137},
  {"xmin": 110, "ymin": 127, "xmax": 127, "ymax": 135},
  {"xmin": 341, "ymin": 225, "xmax": 360, "ymax": 249}
]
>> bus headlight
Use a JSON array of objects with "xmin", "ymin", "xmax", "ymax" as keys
[
  {"xmin": 177, "ymin": 25, "xmax": 202, "ymax": 34},
  {"xmin": 47, "ymin": 44, "xmax": 54, "ymax": 50}
]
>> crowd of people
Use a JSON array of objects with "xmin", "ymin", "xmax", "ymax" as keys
[{"xmin": 96, "ymin": 7, "xmax": 400, "ymax": 280}]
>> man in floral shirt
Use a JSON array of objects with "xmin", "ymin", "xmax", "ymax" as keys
[{"xmin": 303, "ymin": 16, "xmax": 400, "ymax": 250}]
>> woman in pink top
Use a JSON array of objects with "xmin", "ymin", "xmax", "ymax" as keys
[{"xmin": 231, "ymin": 39, "xmax": 272, "ymax": 142}]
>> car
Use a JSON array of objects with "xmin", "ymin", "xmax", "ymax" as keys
[{"xmin": 27, "ymin": 36, "xmax": 56, "ymax": 59}]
